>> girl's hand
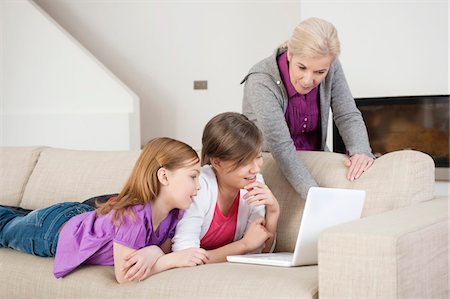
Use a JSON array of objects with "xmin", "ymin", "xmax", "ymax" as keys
[
  {"xmin": 345, "ymin": 153, "xmax": 374, "ymax": 181},
  {"xmin": 123, "ymin": 245, "xmax": 164, "ymax": 282},
  {"xmin": 242, "ymin": 218, "xmax": 272, "ymax": 252},
  {"xmin": 243, "ymin": 182, "xmax": 280, "ymax": 214},
  {"xmin": 171, "ymin": 247, "xmax": 210, "ymax": 267}
]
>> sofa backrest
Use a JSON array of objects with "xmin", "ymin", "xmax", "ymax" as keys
[
  {"xmin": 20, "ymin": 148, "xmax": 140, "ymax": 209},
  {"xmin": 1, "ymin": 146, "xmax": 435, "ymax": 253},
  {"xmin": 0, "ymin": 147, "xmax": 46, "ymax": 206},
  {"xmin": 261, "ymin": 150, "xmax": 435, "ymax": 252}
]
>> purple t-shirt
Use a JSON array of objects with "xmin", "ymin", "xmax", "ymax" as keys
[
  {"xmin": 277, "ymin": 51, "xmax": 321, "ymax": 151},
  {"xmin": 53, "ymin": 203, "xmax": 182, "ymax": 278}
]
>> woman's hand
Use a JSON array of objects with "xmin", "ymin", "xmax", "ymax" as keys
[
  {"xmin": 241, "ymin": 218, "xmax": 272, "ymax": 252},
  {"xmin": 243, "ymin": 182, "xmax": 280, "ymax": 214},
  {"xmin": 122, "ymin": 245, "xmax": 164, "ymax": 282},
  {"xmin": 345, "ymin": 153, "xmax": 374, "ymax": 181},
  {"xmin": 169, "ymin": 247, "xmax": 210, "ymax": 267}
]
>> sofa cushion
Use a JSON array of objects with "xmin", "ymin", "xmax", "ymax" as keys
[
  {"xmin": 301, "ymin": 150, "xmax": 435, "ymax": 215},
  {"xmin": 318, "ymin": 198, "xmax": 448, "ymax": 299},
  {"xmin": 0, "ymin": 249, "xmax": 318, "ymax": 299},
  {"xmin": 0, "ymin": 146, "xmax": 46, "ymax": 206},
  {"xmin": 20, "ymin": 148, "xmax": 140, "ymax": 209},
  {"xmin": 261, "ymin": 150, "xmax": 435, "ymax": 252}
]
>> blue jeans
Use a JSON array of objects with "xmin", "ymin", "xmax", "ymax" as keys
[{"xmin": 0, "ymin": 202, "xmax": 94, "ymax": 257}]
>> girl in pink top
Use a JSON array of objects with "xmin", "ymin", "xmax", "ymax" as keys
[
  {"xmin": 172, "ymin": 112, "xmax": 280, "ymax": 262},
  {"xmin": 0, "ymin": 137, "xmax": 209, "ymax": 283}
]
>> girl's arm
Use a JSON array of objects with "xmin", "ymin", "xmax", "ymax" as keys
[
  {"xmin": 149, "ymin": 247, "xmax": 209, "ymax": 275},
  {"xmin": 205, "ymin": 217, "xmax": 271, "ymax": 263},
  {"xmin": 120, "ymin": 239, "xmax": 173, "ymax": 282},
  {"xmin": 116, "ymin": 239, "xmax": 209, "ymax": 283},
  {"xmin": 262, "ymin": 204, "xmax": 279, "ymax": 252},
  {"xmin": 113, "ymin": 242, "xmax": 164, "ymax": 284},
  {"xmin": 243, "ymin": 181, "xmax": 280, "ymax": 252}
]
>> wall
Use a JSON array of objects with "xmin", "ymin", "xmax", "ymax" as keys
[
  {"xmin": 33, "ymin": 0, "xmax": 302, "ymax": 149},
  {"xmin": 31, "ymin": 1, "xmax": 447, "ymax": 150},
  {"xmin": 0, "ymin": 0, "xmax": 140, "ymax": 150},
  {"xmin": 300, "ymin": 1, "xmax": 448, "ymax": 98}
]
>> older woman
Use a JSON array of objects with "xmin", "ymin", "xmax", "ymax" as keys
[{"xmin": 242, "ymin": 17, "xmax": 374, "ymax": 200}]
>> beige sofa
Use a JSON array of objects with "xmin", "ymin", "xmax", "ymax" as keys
[{"xmin": 0, "ymin": 146, "xmax": 448, "ymax": 299}]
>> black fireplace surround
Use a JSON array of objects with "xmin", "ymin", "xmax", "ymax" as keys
[{"xmin": 333, "ymin": 95, "xmax": 449, "ymax": 181}]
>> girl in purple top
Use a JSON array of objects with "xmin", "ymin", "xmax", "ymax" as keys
[{"xmin": 0, "ymin": 137, "xmax": 209, "ymax": 283}]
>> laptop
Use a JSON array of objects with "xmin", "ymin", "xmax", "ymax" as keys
[{"xmin": 226, "ymin": 187, "xmax": 365, "ymax": 267}]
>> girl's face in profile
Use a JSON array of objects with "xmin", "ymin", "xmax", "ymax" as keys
[
  {"xmin": 213, "ymin": 153, "xmax": 263, "ymax": 190},
  {"xmin": 287, "ymin": 53, "xmax": 333, "ymax": 95},
  {"xmin": 165, "ymin": 161, "xmax": 201, "ymax": 210}
]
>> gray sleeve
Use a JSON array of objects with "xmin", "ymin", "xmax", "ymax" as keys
[
  {"xmin": 330, "ymin": 60, "xmax": 374, "ymax": 158},
  {"xmin": 243, "ymin": 73, "xmax": 318, "ymax": 200}
]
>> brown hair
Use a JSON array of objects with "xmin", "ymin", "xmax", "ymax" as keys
[
  {"xmin": 96, "ymin": 137, "xmax": 199, "ymax": 225},
  {"xmin": 201, "ymin": 112, "xmax": 263, "ymax": 169}
]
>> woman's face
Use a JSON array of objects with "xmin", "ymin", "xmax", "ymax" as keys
[{"xmin": 287, "ymin": 53, "xmax": 333, "ymax": 94}]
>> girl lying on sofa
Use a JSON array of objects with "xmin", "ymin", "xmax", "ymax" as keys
[
  {"xmin": 0, "ymin": 137, "xmax": 209, "ymax": 283},
  {"xmin": 172, "ymin": 112, "xmax": 280, "ymax": 261}
]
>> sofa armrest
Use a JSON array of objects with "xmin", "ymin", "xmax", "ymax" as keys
[{"xmin": 318, "ymin": 198, "xmax": 449, "ymax": 299}]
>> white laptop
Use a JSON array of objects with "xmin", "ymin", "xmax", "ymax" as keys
[{"xmin": 226, "ymin": 187, "xmax": 365, "ymax": 267}]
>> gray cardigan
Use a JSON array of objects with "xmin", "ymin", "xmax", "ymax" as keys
[{"xmin": 242, "ymin": 48, "xmax": 373, "ymax": 199}]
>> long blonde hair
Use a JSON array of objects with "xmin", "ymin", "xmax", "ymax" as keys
[
  {"xmin": 201, "ymin": 112, "xmax": 262, "ymax": 170},
  {"xmin": 97, "ymin": 137, "xmax": 199, "ymax": 225},
  {"xmin": 286, "ymin": 17, "xmax": 341, "ymax": 62}
]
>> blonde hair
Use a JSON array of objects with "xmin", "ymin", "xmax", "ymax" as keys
[
  {"xmin": 201, "ymin": 112, "xmax": 262, "ymax": 169},
  {"xmin": 286, "ymin": 17, "xmax": 340, "ymax": 61},
  {"xmin": 96, "ymin": 137, "xmax": 199, "ymax": 225}
]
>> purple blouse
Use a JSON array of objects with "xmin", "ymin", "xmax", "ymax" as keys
[
  {"xmin": 277, "ymin": 51, "xmax": 321, "ymax": 151},
  {"xmin": 53, "ymin": 203, "xmax": 182, "ymax": 278}
]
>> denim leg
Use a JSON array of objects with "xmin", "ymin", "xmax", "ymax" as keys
[
  {"xmin": 0, "ymin": 205, "xmax": 32, "ymax": 216},
  {"xmin": 0, "ymin": 206, "xmax": 43, "ymax": 254},
  {"xmin": 0, "ymin": 208, "xmax": 21, "ymax": 231},
  {"xmin": 0, "ymin": 202, "xmax": 94, "ymax": 257}
]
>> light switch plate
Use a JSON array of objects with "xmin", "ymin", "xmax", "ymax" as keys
[{"xmin": 193, "ymin": 80, "xmax": 208, "ymax": 90}]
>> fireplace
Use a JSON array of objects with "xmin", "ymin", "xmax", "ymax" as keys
[{"xmin": 333, "ymin": 95, "xmax": 449, "ymax": 181}]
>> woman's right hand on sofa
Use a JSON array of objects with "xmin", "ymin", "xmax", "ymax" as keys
[{"xmin": 242, "ymin": 218, "xmax": 272, "ymax": 252}]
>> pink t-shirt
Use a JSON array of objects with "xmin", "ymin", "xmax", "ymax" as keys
[
  {"xmin": 200, "ymin": 192, "xmax": 240, "ymax": 250},
  {"xmin": 53, "ymin": 203, "xmax": 182, "ymax": 278}
]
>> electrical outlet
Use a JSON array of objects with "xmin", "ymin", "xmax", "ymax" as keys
[{"xmin": 193, "ymin": 80, "xmax": 208, "ymax": 90}]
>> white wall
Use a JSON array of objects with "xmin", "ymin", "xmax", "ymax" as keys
[
  {"xmin": 33, "ymin": 0, "xmax": 302, "ymax": 149},
  {"xmin": 1, "ymin": 0, "xmax": 140, "ymax": 150},
  {"xmin": 300, "ymin": 1, "xmax": 448, "ymax": 97}
]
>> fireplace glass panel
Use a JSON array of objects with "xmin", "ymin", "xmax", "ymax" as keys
[{"xmin": 333, "ymin": 95, "xmax": 449, "ymax": 179}]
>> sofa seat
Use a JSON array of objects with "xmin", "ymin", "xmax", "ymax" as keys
[{"xmin": 0, "ymin": 249, "xmax": 318, "ymax": 298}]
